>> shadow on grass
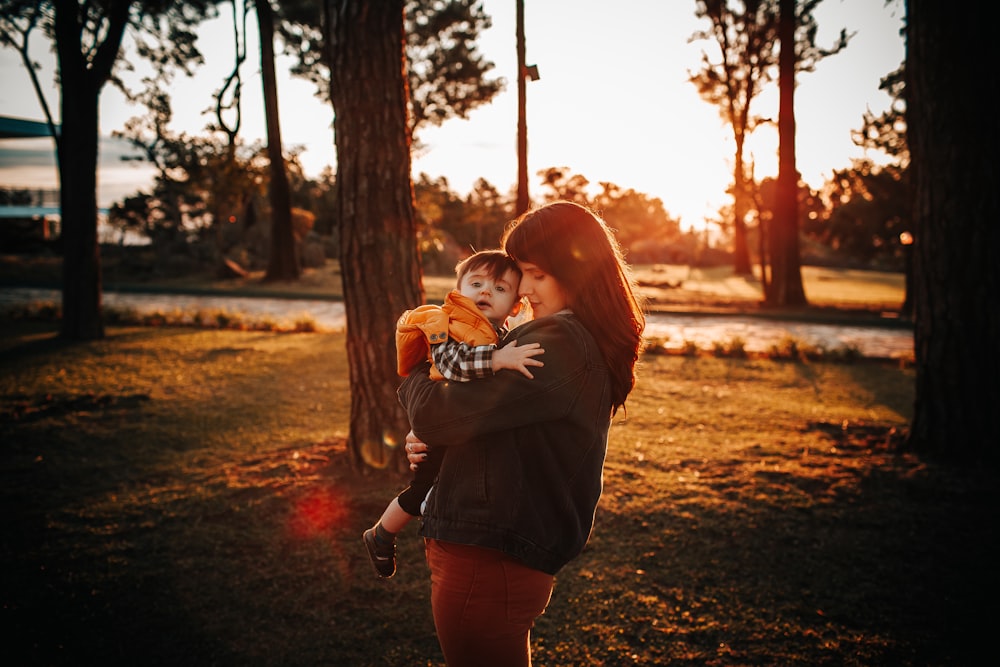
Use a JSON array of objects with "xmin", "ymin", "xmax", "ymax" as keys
[
  {"xmin": 3, "ymin": 437, "xmax": 443, "ymax": 666},
  {"xmin": 1, "ymin": 320, "xmax": 993, "ymax": 666},
  {"xmin": 568, "ymin": 435, "xmax": 997, "ymax": 666}
]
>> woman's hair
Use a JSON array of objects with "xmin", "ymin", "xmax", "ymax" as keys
[
  {"xmin": 454, "ymin": 249, "xmax": 521, "ymax": 288},
  {"xmin": 502, "ymin": 201, "xmax": 645, "ymax": 413}
]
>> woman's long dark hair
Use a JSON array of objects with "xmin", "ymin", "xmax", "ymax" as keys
[{"xmin": 502, "ymin": 201, "xmax": 645, "ymax": 413}]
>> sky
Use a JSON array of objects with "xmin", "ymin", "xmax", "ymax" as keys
[{"xmin": 0, "ymin": 0, "xmax": 905, "ymax": 231}]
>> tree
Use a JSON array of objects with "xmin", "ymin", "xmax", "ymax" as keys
[
  {"xmin": 690, "ymin": 0, "xmax": 848, "ymax": 285},
  {"xmin": 403, "ymin": 0, "xmax": 504, "ymax": 136},
  {"xmin": 0, "ymin": 0, "xmax": 216, "ymax": 340},
  {"xmin": 853, "ymin": 62, "xmax": 913, "ymax": 315},
  {"xmin": 535, "ymin": 167, "xmax": 682, "ymax": 263},
  {"xmin": 114, "ymin": 41, "xmax": 279, "ymax": 264},
  {"xmin": 854, "ymin": 65, "xmax": 908, "ymax": 164},
  {"xmin": 762, "ymin": 0, "xmax": 848, "ymax": 306},
  {"xmin": 690, "ymin": 0, "xmax": 779, "ymax": 276},
  {"xmin": 464, "ymin": 178, "xmax": 512, "ymax": 252},
  {"xmin": 764, "ymin": 0, "xmax": 807, "ymax": 306},
  {"xmin": 536, "ymin": 166, "xmax": 592, "ymax": 206},
  {"xmin": 592, "ymin": 183, "xmax": 682, "ymax": 264},
  {"xmin": 904, "ymin": 0, "xmax": 1000, "ymax": 465},
  {"xmin": 113, "ymin": 125, "xmax": 272, "ymax": 263},
  {"xmin": 515, "ymin": 0, "xmax": 529, "ymax": 215},
  {"xmin": 815, "ymin": 161, "xmax": 910, "ymax": 267},
  {"xmin": 255, "ymin": 0, "xmax": 299, "ymax": 281},
  {"xmin": 326, "ymin": 0, "xmax": 422, "ymax": 471},
  {"xmin": 412, "ymin": 173, "xmax": 468, "ymax": 272},
  {"xmin": 278, "ymin": 0, "xmax": 503, "ymax": 141}
]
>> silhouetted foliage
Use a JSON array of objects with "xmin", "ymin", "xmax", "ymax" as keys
[
  {"xmin": 276, "ymin": 0, "xmax": 503, "ymax": 141},
  {"xmin": 848, "ymin": 59, "xmax": 912, "ymax": 313},
  {"xmin": 536, "ymin": 167, "xmax": 683, "ymax": 264},
  {"xmin": 853, "ymin": 65, "xmax": 909, "ymax": 165},
  {"xmin": 413, "ymin": 173, "xmax": 470, "ymax": 274},
  {"xmin": 464, "ymin": 177, "xmax": 514, "ymax": 253},
  {"xmin": 816, "ymin": 161, "xmax": 909, "ymax": 268}
]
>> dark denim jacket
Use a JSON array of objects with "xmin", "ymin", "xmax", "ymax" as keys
[{"xmin": 397, "ymin": 312, "xmax": 611, "ymax": 575}]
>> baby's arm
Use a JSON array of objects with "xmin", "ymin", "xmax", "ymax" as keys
[
  {"xmin": 491, "ymin": 340, "xmax": 545, "ymax": 379},
  {"xmin": 431, "ymin": 339, "xmax": 544, "ymax": 381},
  {"xmin": 431, "ymin": 339, "xmax": 491, "ymax": 382}
]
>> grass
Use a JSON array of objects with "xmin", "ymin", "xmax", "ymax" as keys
[{"xmin": 2, "ymin": 316, "xmax": 994, "ymax": 666}]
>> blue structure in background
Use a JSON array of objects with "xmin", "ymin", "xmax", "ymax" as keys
[
  {"xmin": 0, "ymin": 116, "xmax": 56, "ymax": 139},
  {"xmin": 0, "ymin": 116, "xmax": 61, "ymax": 249}
]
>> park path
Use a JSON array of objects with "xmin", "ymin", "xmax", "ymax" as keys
[{"xmin": 0, "ymin": 286, "xmax": 913, "ymax": 359}]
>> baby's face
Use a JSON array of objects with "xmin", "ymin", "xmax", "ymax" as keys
[{"xmin": 458, "ymin": 267, "xmax": 521, "ymax": 324}]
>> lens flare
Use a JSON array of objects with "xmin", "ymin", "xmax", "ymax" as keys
[
  {"xmin": 288, "ymin": 487, "xmax": 346, "ymax": 539},
  {"xmin": 359, "ymin": 430, "xmax": 402, "ymax": 470}
]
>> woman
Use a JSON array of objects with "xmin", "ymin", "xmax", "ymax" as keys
[{"xmin": 397, "ymin": 201, "xmax": 645, "ymax": 666}]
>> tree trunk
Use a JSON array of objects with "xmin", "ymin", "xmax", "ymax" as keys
[
  {"xmin": 257, "ymin": 0, "xmax": 300, "ymax": 282},
  {"xmin": 327, "ymin": 0, "xmax": 423, "ymax": 471},
  {"xmin": 52, "ymin": 0, "xmax": 130, "ymax": 340},
  {"xmin": 56, "ymin": 82, "xmax": 104, "ymax": 340},
  {"xmin": 900, "ymin": 236, "xmax": 914, "ymax": 320},
  {"xmin": 515, "ymin": 0, "xmax": 529, "ymax": 215},
  {"xmin": 731, "ymin": 139, "xmax": 752, "ymax": 275},
  {"xmin": 758, "ymin": 215, "xmax": 770, "ymax": 298},
  {"xmin": 765, "ymin": 0, "xmax": 807, "ymax": 307},
  {"xmin": 905, "ymin": 0, "xmax": 1000, "ymax": 465}
]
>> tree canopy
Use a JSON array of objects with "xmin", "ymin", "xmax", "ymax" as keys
[{"xmin": 275, "ymin": 0, "xmax": 503, "ymax": 140}]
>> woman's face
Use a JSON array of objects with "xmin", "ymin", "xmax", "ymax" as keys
[{"xmin": 516, "ymin": 261, "xmax": 569, "ymax": 318}]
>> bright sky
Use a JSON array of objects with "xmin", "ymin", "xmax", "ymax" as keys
[{"xmin": 0, "ymin": 0, "xmax": 904, "ymax": 231}]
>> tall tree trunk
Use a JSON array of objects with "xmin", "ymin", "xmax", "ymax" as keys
[
  {"xmin": 56, "ymin": 79, "xmax": 104, "ymax": 340},
  {"xmin": 515, "ymin": 0, "xmax": 529, "ymax": 215},
  {"xmin": 758, "ymin": 215, "xmax": 770, "ymax": 297},
  {"xmin": 732, "ymin": 139, "xmax": 752, "ymax": 275},
  {"xmin": 257, "ymin": 0, "xmax": 299, "ymax": 281},
  {"xmin": 52, "ymin": 0, "xmax": 130, "ymax": 340},
  {"xmin": 900, "ymin": 233, "xmax": 914, "ymax": 319},
  {"xmin": 327, "ymin": 0, "xmax": 422, "ymax": 471},
  {"xmin": 905, "ymin": 0, "xmax": 1000, "ymax": 465},
  {"xmin": 765, "ymin": 0, "xmax": 807, "ymax": 307}
]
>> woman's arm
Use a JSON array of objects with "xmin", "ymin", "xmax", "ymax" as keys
[{"xmin": 398, "ymin": 316, "xmax": 601, "ymax": 447}]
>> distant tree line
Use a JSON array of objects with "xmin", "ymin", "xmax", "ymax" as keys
[{"xmin": 98, "ymin": 139, "xmax": 911, "ymax": 279}]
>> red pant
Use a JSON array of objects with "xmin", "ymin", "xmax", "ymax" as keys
[{"xmin": 425, "ymin": 539, "xmax": 554, "ymax": 667}]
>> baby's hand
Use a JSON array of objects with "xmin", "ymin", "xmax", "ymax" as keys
[{"xmin": 491, "ymin": 340, "xmax": 545, "ymax": 379}]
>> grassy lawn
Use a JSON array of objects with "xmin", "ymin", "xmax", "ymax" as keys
[{"xmin": 2, "ymin": 317, "xmax": 994, "ymax": 666}]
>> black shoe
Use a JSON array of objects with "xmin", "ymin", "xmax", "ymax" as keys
[{"xmin": 363, "ymin": 528, "xmax": 396, "ymax": 578}]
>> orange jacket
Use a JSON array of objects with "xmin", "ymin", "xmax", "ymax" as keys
[{"xmin": 396, "ymin": 290, "xmax": 499, "ymax": 380}]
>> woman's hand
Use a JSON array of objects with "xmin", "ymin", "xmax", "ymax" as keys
[{"xmin": 405, "ymin": 430, "xmax": 430, "ymax": 472}]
